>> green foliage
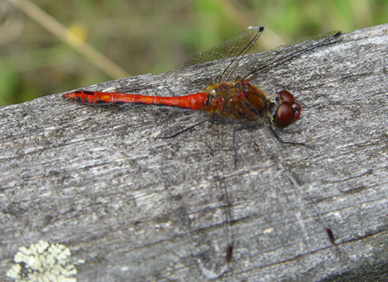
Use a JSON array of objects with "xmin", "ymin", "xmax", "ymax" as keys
[
  {"xmin": 0, "ymin": 0, "xmax": 385, "ymax": 106},
  {"xmin": 0, "ymin": 63, "xmax": 17, "ymax": 107}
]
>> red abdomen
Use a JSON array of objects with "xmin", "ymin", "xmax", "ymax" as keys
[{"xmin": 63, "ymin": 90, "xmax": 210, "ymax": 111}]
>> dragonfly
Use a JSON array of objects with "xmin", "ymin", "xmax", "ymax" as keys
[
  {"xmin": 63, "ymin": 26, "xmax": 340, "ymax": 149},
  {"xmin": 62, "ymin": 26, "xmax": 341, "ymax": 274}
]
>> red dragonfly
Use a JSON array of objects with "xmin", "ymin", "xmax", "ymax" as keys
[
  {"xmin": 62, "ymin": 26, "xmax": 341, "ymax": 273},
  {"xmin": 63, "ymin": 26, "xmax": 340, "ymax": 146}
]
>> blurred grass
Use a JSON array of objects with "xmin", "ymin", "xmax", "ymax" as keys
[{"xmin": 0, "ymin": 0, "xmax": 386, "ymax": 106}]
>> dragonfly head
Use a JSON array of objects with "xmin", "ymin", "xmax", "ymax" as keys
[{"xmin": 272, "ymin": 90, "xmax": 301, "ymax": 128}]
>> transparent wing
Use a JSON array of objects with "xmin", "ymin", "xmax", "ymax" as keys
[
  {"xmin": 243, "ymin": 31, "xmax": 342, "ymax": 81},
  {"xmin": 179, "ymin": 26, "xmax": 264, "ymax": 82}
]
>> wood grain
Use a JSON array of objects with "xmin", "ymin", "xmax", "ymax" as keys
[{"xmin": 1, "ymin": 24, "xmax": 388, "ymax": 281}]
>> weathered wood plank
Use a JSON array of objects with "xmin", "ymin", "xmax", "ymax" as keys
[{"xmin": 1, "ymin": 24, "xmax": 388, "ymax": 281}]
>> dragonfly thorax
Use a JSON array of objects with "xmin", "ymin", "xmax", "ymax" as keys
[{"xmin": 204, "ymin": 80, "xmax": 272, "ymax": 123}]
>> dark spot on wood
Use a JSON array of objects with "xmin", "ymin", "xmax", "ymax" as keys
[
  {"xmin": 326, "ymin": 228, "xmax": 336, "ymax": 245},
  {"xmin": 226, "ymin": 244, "xmax": 233, "ymax": 263}
]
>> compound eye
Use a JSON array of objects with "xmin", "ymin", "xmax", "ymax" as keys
[
  {"xmin": 274, "ymin": 103, "xmax": 294, "ymax": 127},
  {"xmin": 278, "ymin": 90, "xmax": 295, "ymax": 104},
  {"xmin": 273, "ymin": 102, "xmax": 301, "ymax": 128}
]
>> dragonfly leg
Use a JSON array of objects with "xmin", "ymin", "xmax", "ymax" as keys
[
  {"xmin": 267, "ymin": 125, "xmax": 306, "ymax": 146},
  {"xmin": 232, "ymin": 124, "xmax": 258, "ymax": 167},
  {"xmin": 158, "ymin": 119, "xmax": 212, "ymax": 139},
  {"xmin": 158, "ymin": 118, "xmax": 230, "ymax": 139},
  {"xmin": 233, "ymin": 125, "xmax": 307, "ymax": 166}
]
